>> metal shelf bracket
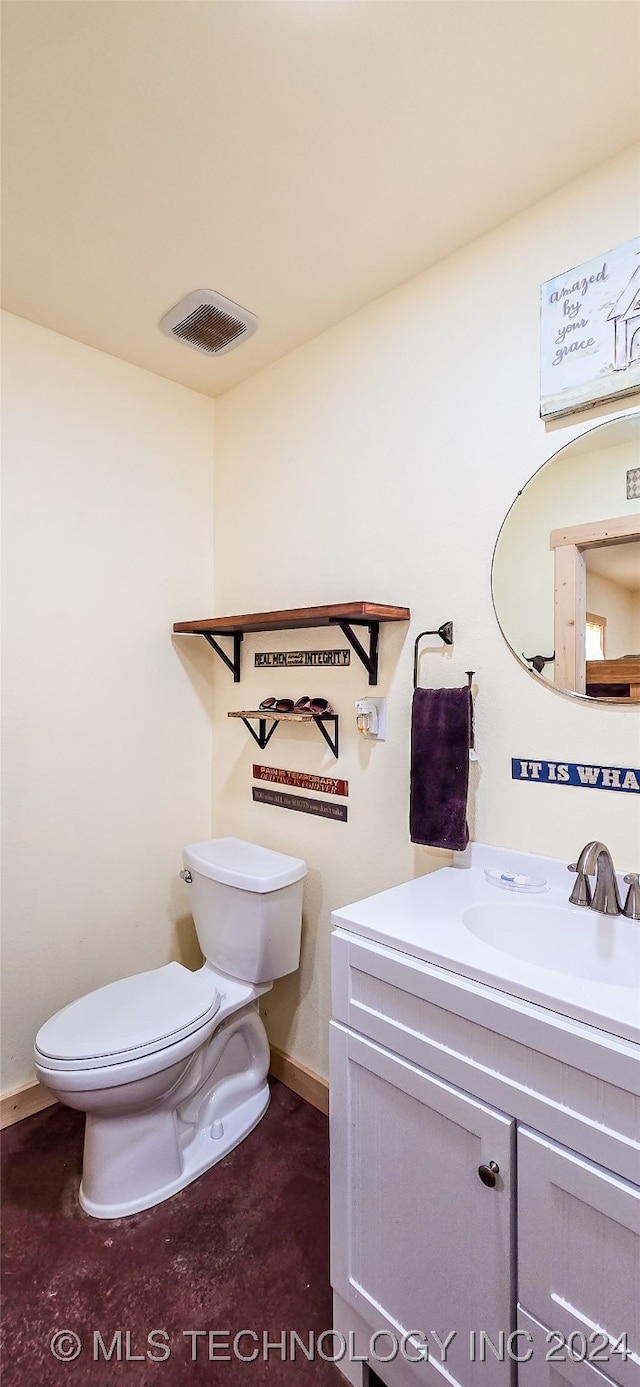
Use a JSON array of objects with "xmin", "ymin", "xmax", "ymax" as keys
[
  {"xmin": 231, "ymin": 711, "xmax": 339, "ymax": 758},
  {"xmin": 332, "ymin": 620, "xmax": 381, "ymax": 685},
  {"xmin": 202, "ymin": 631, "xmax": 243, "ymax": 682},
  {"xmin": 312, "ymin": 714, "xmax": 339, "ymax": 758},
  {"xmin": 240, "ymin": 716, "xmax": 279, "ymax": 750}
]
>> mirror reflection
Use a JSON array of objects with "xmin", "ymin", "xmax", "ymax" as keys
[{"xmin": 492, "ymin": 414, "xmax": 640, "ymax": 702}]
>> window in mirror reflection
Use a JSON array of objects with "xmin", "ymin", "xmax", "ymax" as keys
[{"xmin": 585, "ymin": 613, "xmax": 606, "ymax": 661}]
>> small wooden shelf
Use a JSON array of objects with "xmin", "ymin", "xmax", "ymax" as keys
[
  {"xmin": 228, "ymin": 709, "xmax": 339, "ymax": 757},
  {"xmin": 174, "ymin": 602, "xmax": 410, "ymax": 684},
  {"xmin": 174, "ymin": 601, "xmax": 410, "ymax": 634}
]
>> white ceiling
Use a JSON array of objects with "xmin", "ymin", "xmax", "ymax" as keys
[
  {"xmin": 2, "ymin": 1, "xmax": 639, "ymax": 398},
  {"xmin": 586, "ymin": 540, "xmax": 640, "ymax": 592}
]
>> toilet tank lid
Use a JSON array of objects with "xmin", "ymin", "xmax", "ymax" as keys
[{"xmin": 183, "ymin": 837, "xmax": 306, "ymax": 892}]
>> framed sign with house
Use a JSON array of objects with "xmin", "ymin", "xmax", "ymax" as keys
[{"xmin": 540, "ymin": 236, "xmax": 640, "ymax": 419}]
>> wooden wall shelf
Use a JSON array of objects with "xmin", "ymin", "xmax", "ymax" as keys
[
  {"xmin": 173, "ymin": 602, "xmax": 410, "ymax": 684},
  {"xmin": 228, "ymin": 709, "xmax": 339, "ymax": 757}
]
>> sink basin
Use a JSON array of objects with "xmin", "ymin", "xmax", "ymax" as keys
[
  {"xmin": 331, "ymin": 843, "xmax": 640, "ymax": 1044},
  {"xmin": 463, "ymin": 901, "xmax": 639, "ymax": 988}
]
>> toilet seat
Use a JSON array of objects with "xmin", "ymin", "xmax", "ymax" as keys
[{"xmin": 34, "ymin": 962, "xmax": 220, "ymax": 1072}]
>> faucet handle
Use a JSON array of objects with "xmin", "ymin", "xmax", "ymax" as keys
[
  {"xmin": 622, "ymin": 874, "xmax": 640, "ymax": 921},
  {"xmin": 568, "ymin": 862, "xmax": 592, "ymax": 907}
]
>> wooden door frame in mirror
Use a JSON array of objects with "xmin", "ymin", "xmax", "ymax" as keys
[{"xmin": 550, "ymin": 512, "xmax": 640, "ymax": 696}]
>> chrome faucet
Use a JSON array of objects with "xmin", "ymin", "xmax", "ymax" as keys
[
  {"xmin": 568, "ymin": 841, "xmax": 640, "ymax": 917},
  {"xmin": 623, "ymin": 873, "xmax": 640, "ymax": 920}
]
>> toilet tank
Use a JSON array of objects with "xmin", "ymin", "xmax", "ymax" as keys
[{"xmin": 182, "ymin": 838, "xmax": 306, "ymax": 985}]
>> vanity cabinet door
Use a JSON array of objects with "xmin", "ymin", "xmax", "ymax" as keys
[
  {"xmin": 518, "ymin": 1127, "xmax": 640, "ymax": 1387},
  {"xmin": 330, "ymin": 1022, "xmax": 515, "ymax": 1387},
  {"xmin": 516, "ymin": 1307, "xmax": 630, "ymax": 1387}
]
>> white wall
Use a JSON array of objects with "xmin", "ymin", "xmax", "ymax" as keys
[
  {"xmin": 212, "ymin": 147, "xmax": 640, "ymax": 1081},
  {"xmin": 1, "ymin": 313, "xmax": 215, "ymax": 1093},
  {"xmin": 586, "ymin": 571, "xmax": 640, "ymax": 659}
]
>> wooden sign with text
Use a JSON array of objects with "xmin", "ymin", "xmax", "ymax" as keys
[
  {"xmin": 255, "ymin": 649, "xmax": 350, "ymax": 668},
  {"xmin": 253, "ymin": 786, "xmax": 347, "ymax": 821},
  {"xmin": 254, "ymin": 764, "xmax": 348, "ymax": 796}
]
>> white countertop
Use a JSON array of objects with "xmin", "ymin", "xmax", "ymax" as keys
[{"xmin": 331, "ymin": 843, "xmax": 640, "ymax": 1046}]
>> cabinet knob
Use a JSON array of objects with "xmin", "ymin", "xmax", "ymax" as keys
[{"xmin": 478, "ymin": 1160, "xmax": 500, "ymax": 1188}]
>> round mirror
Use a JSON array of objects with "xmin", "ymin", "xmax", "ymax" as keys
[{"xmin": 492, "ymin": 413, "xmax": 640, "ymax": 703}]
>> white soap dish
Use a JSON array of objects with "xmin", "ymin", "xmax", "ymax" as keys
[{"xmin": 484, "ymin": 868, "xmax": 548, "ymax": 893}]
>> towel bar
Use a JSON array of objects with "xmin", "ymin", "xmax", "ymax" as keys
[
  {"xmin": 412, "ymin": 632, "xmax": 476, "ymax": 755},
  {"xmin": 413, "ymin": 623, "xmax": 454, "ymax": 689}
]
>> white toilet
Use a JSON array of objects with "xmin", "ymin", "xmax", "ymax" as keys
[{"xmin": 34, "ymin": 838, "xmax": 306, "ymax": 1219}]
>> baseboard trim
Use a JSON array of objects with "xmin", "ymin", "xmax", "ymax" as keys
[
  {"xmin": 1, "ymin": 1078, "xmax": 58, "ymax": 1130},
  {"xmin": 269, "ymin": 1046, "xmax": 329, "ymax": 1116}
]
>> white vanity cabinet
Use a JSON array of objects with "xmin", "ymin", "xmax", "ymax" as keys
[{"xmin": 330, "ymin": 928, "xmax": 640, "ymax": 1387}]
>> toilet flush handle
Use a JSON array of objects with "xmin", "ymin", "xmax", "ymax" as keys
[{"xmin": 180, "ymin": 869, "xmax": 193, "ymax": 884}]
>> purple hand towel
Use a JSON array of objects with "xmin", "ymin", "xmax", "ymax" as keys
[{"xmin": 410, "ymin": 686, "xmax": 472, "ymax": 851}]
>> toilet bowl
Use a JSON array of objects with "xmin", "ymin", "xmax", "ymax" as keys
[{"xmin": 34, "ymin": 838, "xmax": 306, "ymax": 1219}]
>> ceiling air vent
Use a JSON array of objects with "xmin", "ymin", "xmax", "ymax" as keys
[{"xmin": 160, "ymin": 290, "xmax": 259, "ymax": 356}]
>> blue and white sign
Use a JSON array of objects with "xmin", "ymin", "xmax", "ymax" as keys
[{"xmin": 512, "ymin": 759, "xmax": 640, "ymax": 793}]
